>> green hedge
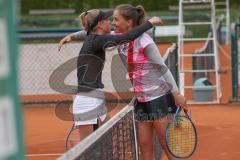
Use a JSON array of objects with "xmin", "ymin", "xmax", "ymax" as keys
[
  {"xmin": 21, "ymin": 0, "xmax": 240, "ymax": 14},
  {"xmin": 21, "ymin": 0, "xmax": 179, "ymax": 14}
]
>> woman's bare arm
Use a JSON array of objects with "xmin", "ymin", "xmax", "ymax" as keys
[{"xmin": 58, "ymin": 30, "xmax": 87, "ymax": 51}]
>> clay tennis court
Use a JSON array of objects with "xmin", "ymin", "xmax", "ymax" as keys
[
  {"xmin": 24, "ymin": 103, "xmax": 240, "ymax": 160},
  {"xmin": 23, "ymin": 43, "xmax": 240, "ymax": 160}
]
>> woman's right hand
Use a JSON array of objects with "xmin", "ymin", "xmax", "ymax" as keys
[
  {"xmin": 172, "ymin": 91, "xmax": 188, "ymax": 111},
  {"xmin": 58, "ymin": 35, "xmax": 72, "ymax": 51},
  {"xmin": 148, "ymin": 16, "xmax": 164, "ymax": 26}
]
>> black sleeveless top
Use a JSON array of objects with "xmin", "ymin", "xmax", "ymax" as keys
[{"xmin": 77, "ymin": 21, "xmax": 153, "ymax": 92}]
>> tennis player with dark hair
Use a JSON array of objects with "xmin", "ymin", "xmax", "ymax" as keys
[
  {"xmin": 59, "ymin": 8, "xmax": 163, "ymax": 142},
  {"xmin": 113, "ymin": 5, "xmax": 187, "ymax": 160}
]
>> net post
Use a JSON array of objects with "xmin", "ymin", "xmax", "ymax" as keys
[
  {"xmin": 132, "ymin": 107, "xmax": 139, "ymax": 160},
  {"xmin": 129, "ymin": 96, "xmax": 139, "ymax": 160}
]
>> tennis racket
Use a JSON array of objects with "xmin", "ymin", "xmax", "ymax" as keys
[
  {"xmin": 65, "ymin": 121, "xmax": 100, "ymax": 150},
  {"xmin": 165, "ymin": 106, "xmax": 197, "ymax": 158},
  {"xmin": 65, "ymin": 123, "xmax": 80, "ymax": 150}
]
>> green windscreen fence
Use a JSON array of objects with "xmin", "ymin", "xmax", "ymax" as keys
[
  {"xmin": 0, "ymin": 0, "xmax": 24, "ymax": 160},
  {"xmin": 231, "ymin": 18, "xmax": 240, "ymax": 99}
]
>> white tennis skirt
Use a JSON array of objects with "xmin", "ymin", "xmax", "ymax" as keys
[{"xmin": 72, "ymin": 90, "xmax": 107, "ymax": 126}]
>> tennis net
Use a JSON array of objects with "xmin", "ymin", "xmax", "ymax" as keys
[{"xmin": 58, "ymin": 104, "xmax": 162, "ymax": 160}]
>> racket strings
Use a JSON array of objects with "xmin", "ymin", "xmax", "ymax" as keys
[{"xmin": 167, "ymin": 116, "xmax": 197, "ymax": 157}]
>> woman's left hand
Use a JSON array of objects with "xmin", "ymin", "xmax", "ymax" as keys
[{"xmin": 148, "ymin": 16, "xmax": 164, "ymax": 26}]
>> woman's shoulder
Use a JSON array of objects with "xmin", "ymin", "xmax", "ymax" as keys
[
  {"xmin": 138, "ymin": 33, "xmax": 154, "ymax": 48},
  {"xmin": 140, "ymin": 32, "xmax": 153, "ymax": 40}
]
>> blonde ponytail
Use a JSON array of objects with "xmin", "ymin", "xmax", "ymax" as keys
[
  {"xmin": 79, "ymin": 12, "xmax": 88, "ymax": 30},
  {"xmin": 79, "ymin": 9, "xmax": 100, "ymax": 31}
]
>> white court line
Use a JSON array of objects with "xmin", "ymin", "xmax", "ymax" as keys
[
  {"xmin": 25, "ymin": 154, "xmax": 63, "ymax": 157},
  {"xmin": 25, "ymin": 152, "xmax": 134, "ymax": 157}
]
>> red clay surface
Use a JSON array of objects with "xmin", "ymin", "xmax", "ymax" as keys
[
  {"xmin": 24, "ymin": 103, "xmax": 127, "ymax": 160},
  {"xmin": 24, "ymin": 104, "xmax": 240, "ymax": 160}
]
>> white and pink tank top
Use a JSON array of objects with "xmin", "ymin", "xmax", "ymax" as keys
[{"xmin": 118, "ymin": 33, "xmax": 171, "ymax": 102}]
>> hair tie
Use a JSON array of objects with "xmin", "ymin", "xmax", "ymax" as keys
[{"xmin": 85, "ymin": 11, "xmax": 88, "ymax": 15}]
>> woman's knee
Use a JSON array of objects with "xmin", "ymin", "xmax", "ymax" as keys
[
  {"xmin": 137, "ymin": 122, "xmax": 154, "ymax": 151},
  {"xmin": 138, "ymin": 139, "xmax": 154, "ymax": 152}
]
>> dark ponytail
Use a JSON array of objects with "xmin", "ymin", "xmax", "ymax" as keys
[
  {"xmin": 136, "ymin": 5, "xmax": 146, "ymax": 25},
  {"xmin": 116, "ymin": 4, "xmax": 146, "ymax": 26}
]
